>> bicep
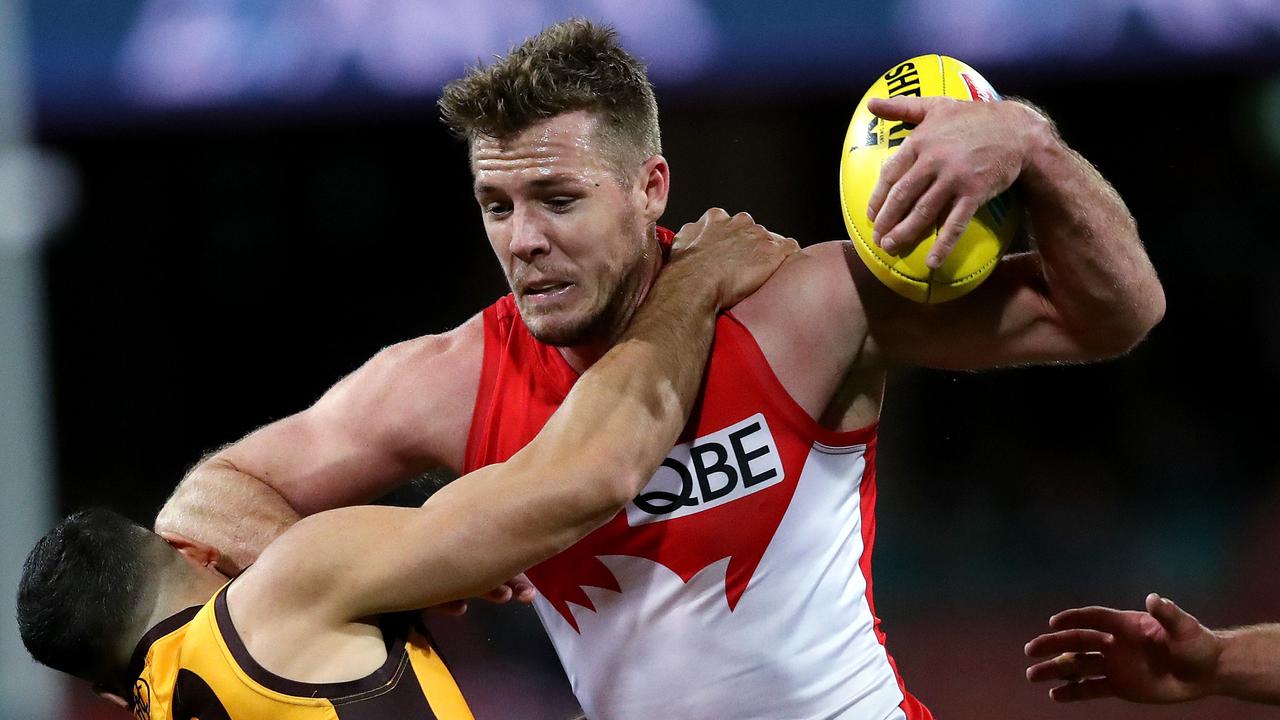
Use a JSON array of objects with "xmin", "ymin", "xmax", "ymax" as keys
[
  {"xmin": 861, "ymin": 252, "xmax": 1100, "ymax": 370},
  {"xmin": 216, "ymin": 403, "xmax": 419, "ymax": 516},
  {"xmin": 218, "ymin": 321, "xmax": 484, "ymax": 516},
  {"xmin": 734, "ymin": 243, "xmax": 1086, "ymax": 380}
]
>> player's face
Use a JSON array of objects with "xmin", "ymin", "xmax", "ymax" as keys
[{"xmin": 473, "ymin": 111, "xmax": 658, "ymax": 346}]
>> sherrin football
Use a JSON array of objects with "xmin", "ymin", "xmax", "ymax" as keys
[{"xmin": 839, "ymin": 54, "xmax": 1020, "ymax": 304}]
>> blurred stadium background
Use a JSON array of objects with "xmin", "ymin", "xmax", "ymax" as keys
[{"xmin": 3, "ymin": 1, "xmax": 1280, "ymax": 719}]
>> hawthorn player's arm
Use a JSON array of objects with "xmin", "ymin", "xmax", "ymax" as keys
[{"xmin": 242, "ymin": 212, "xmax": 798, "ymax": 619}]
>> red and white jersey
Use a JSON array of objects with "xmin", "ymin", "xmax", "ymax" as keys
[{"xmin": 465, "ymin": 285, "xmax": 932, "ymax": 720}]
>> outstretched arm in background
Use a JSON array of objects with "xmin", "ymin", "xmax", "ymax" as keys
[{"xmin": 1026, "ymin": 593, "xmax": 1280, "ymax": 706}]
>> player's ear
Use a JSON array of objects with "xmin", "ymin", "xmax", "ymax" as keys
[
  {"xmin": 159, "ymin": 530, "xmax": 222, "ymax": 570},
  {"xmin": 95, "ymin": 689, "xmax": 129, "ymax": 709},
  {"xmin": 637, "ymin": 154, "xmax": 669, "ymax": 224}
]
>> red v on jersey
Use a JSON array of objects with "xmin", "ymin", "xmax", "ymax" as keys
[
  {"xmin": 520, "ymin": 378, "xmax": 813, "ymax": 631},
  {"xmin": 464, "ymin": 296, "xmax": 833, "ymax": 630},
  {"xmin": 464, "ymin": 276, "xmax": 931, "ymax": 720}
]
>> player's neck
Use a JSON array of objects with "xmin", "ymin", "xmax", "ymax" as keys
[
  {"xmin": 118, "ymin": 562, "xmax": 226, "ymax": 680},
  {"xmin": 558, "ymin": 242, "xmax": 663, "ymax": 374},
  {"xmin": 139, "ymin": 564, "xmax": 226, "ymax": 638},
  {"xmin": 559, "ymin": 339, "xmax": 612, "ymax": 375}
]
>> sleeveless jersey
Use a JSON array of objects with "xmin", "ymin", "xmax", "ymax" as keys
[
  {"xmin": 465, "ymin": 257, "xmax": 934, "ymax": 720},
  {"xmin": 126, "ymin": 583, "xmax": 474, "ymax": 720}
]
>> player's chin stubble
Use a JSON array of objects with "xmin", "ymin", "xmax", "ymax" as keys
[
  {"xmin": 525, "ymin": 259, "xmax": 645, "ymax": 348},
  {"xmin": 524, "ymin": 215, "xmax": 652, "ymax": 347},
  {"xmin": 523, "ymin": 287, "xmax": 613, "ymax": 347}
]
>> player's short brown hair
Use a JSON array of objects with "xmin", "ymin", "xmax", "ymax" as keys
[{"xmin": 438, "ymin": 18, "xmax": 661, "ymax": 180}]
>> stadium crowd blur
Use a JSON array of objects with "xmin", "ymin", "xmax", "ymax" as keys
[{"xmin": 5, "ymin": 2, "xmax": 1280, "ymax": 719}]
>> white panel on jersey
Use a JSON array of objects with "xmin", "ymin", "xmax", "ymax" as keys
[{"xmin": 534, "ymin": 442, "xmax": 909, "ymax": 720}]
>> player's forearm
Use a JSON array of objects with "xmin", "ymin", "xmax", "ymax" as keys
[
  {"xmin": 396, "ymin": 263, "xmax": 722, "ymax": 604},
  {"xmin": 1017, "ymin": 109, "xmax": 1165, "ymax": 354},
  {"xmin": 522, "ymin": 257, "xmax": 721, "ymax": 505},
  {"xmin": 1212, "ymin": 624, "xmax": 1280, "ymax": 704},
  {"xmin": 155, "ymin": 456, "xmax": 301, "ymax": 574}
]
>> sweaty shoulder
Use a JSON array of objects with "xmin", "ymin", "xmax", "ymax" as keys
[
  {"xmin": 311, "ymin": 311, "xmax": 487, "ymax": 474},
  {"xmin": 367, "ymin": 313, "xmax": 486, "ymax": 470},
  {"xmin": 729, "ymin": 241, "xmax": 871, "ymax": 420}
]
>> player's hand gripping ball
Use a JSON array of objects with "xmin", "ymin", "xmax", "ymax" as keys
[{"xmin": 839, "ymin": 54, "xmax": 1020, "ymax": 303}]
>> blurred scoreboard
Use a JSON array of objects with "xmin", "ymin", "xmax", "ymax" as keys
[{"xmin": 31, "ymin": 0, "xmax": 1280, "ymax": 130}]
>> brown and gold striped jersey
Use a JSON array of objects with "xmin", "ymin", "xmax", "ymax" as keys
[{"xmin": 126, "ymin": 584, "xmax": 474, "ymax": 720}]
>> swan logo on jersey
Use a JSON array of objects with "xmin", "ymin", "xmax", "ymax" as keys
[{"xmin": 627, "ymin": 414, "xmax": 783, "ymax": 526}]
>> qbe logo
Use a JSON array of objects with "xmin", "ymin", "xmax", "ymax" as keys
[{"xmin": 627, "ymin": 414, "xmax": 784, "ymax": 526}]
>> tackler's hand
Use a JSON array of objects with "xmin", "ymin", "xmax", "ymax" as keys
[
  {"xmin": 425, "ymin": 574, "xmax": 537, "ymax": 617},
  {"xmin": 865, "ymin": 96, "xmax": 1045, "ymax": 269},
  {"xmin": 670, "ymin": 208, "xmax": 799, "ymax": 310}
]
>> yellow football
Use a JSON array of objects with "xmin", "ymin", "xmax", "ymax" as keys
[{"xmin": 839, "ymin": 54, "xmax": 1020, "ymax": 303}]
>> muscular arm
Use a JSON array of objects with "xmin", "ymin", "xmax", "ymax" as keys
[
  {"xmin": 244, "ymin": 212, "xmax": 796, "ymax": 618},
  {"xmin": 156, "ymin": 319, "xmax": 483, "ymax": 573},
  {"xmin": 860, "ymin": 96, "xmax": 1165, "ymax": 369},
  {"xmin": 1026, "ymin": 594, "xmax": 1280, "ymax": 705},
  {"xmin": 1016, "ymin": 113, "xmax": 1164, "ymax": 353},
  {"xmin": 733, "ymin": 98, "xmax": 1165, "ymax": 416}
]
